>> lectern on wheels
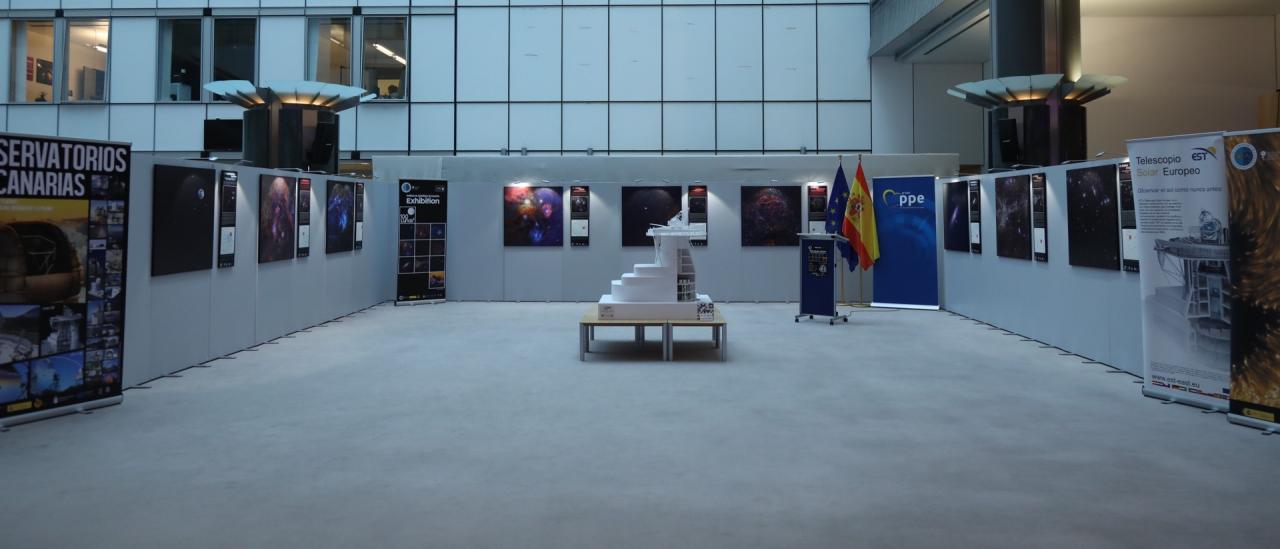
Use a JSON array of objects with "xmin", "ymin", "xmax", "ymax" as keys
[{"xmin": 795, "ymin": 233, "xmax": 850, "ymax": 325}]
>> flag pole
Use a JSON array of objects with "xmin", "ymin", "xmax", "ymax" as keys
[
  {"xmin": 838, "ymin": 154, "xmax": 845, "ymax": 306},
  {"xmin": 856, "ymin": 153, "xmax": 866, "ymax": 306}
]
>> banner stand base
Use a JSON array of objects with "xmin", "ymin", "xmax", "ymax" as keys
[
  {"xmin": 871, "ymin": 302, "xmax": 940, "ymax": 311},
  {"xmin": 1140, "ymin": 387, "xmax": 1227, "ymax": 413},
  {"xmin": 794, "ymin": 313, "xmax": 850, "ymax": 325},
  {"xmin": 395, "ymin": 299, "xmax": 445, "ymax": 307},
  {"xmin": 0, "ymin": 395, "xmax": 123, "ymax": 430},
  {"xmin": 1228, "ymin": 413, "xmax": 1279, "ymax": 434}
]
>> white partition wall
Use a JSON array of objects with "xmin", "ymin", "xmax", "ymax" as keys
[
  {"xmin": 939, "ymin": 159, "xmax": 1144, "ymax": 375},
  {"xmin": 0, "ymin": 2, "xmax": 873, "ymax": 156},
  {"xmin": 123, "ymin": 156, "xmax": 397, "ymax": 387},
  {"xmin": 374, "ymin": 153, "xmax": 957, "ymax": 303}
]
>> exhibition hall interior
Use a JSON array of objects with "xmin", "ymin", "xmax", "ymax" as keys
[{"xmin": 2, "ymin": 0, "xmax": 1280, "ymax": 546}]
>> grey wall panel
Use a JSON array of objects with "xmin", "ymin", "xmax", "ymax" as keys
[
  {"xmin": 372, "ymin": 154, "xmax": 957, "ymax": 303},
  {"xmin": 562, "ymin": 183, "xmax": 622, "ymax": 301},
  {"xmin": 209, "ymin": 169, "xmax": 259, "ymax": 359},
  {"xmin": 122, "ymin": 157, "xmax": 396, "ymax": 387},
  {"xmin": 940, "ymin": 158, "xmax": 1143, "ymax": 375}
]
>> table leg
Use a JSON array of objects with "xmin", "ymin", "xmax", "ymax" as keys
[
  {"xmin": 579, "ymin": 324, "xmax": 585, "ymax": 361},
  {"xmin": 635, "ymin": 325, "xmax": 644, "ymax": 347},
  {"xmin": 720, "ymin": 325, "xmax": 727, "ymax": 361},
  {"xmin": 590, "ymin": 326, "xmax": 595, "ymax": 340},
  {"xmin": 713, "ymin": 326, "xmax": 719, "ymax": 348},
  {"xmin": 665, "ymin": 324, "xmax": 672, "ymax": 361}
]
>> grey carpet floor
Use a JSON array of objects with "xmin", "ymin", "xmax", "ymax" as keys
[{"xmin": 0, "ymin": 302, "xmax": 1276, "ymax": 548}]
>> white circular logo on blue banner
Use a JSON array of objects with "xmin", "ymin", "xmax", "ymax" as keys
[{"xmin": 1231, "ymin": 142, "xmax": 1257, "ymax": 170}]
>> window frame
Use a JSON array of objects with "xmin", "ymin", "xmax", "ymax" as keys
[
  {"xmin": 359, "ymin": 16, "xmax": 409, "ymax": 102},
  {"xmin": 8, "ymin": 18, "xmax": 62, "ymax": 104},
  {"xmin": 62, "ymin": 17, "xmax": 111, "ymax": 103},
  {"xmin": 306, "ymin": 16, "xmax": 356, "ymax": 88},
  {"xmin": 156, "ymin": 16, "xmax": 205, "ymax": 103},
  {"xmin": 210, "ymin": 16, "xmax": 260, "ymax": 100}
]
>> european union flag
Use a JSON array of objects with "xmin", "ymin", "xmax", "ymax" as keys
[{"xmin": 824, "ymin": 164, "xmax": 856, "ymax": 271}]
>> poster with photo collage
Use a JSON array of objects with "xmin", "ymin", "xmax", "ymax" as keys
[
  {"xmin": 397, "ymin": 180, "xmax": 447, "ymax": 303},
  {"xmin": 0, "ymin": 133, "xmax": 131, "ymax": 422}
]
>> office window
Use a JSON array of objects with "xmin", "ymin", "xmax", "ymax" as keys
[
  {"xmin": 66, "ymin": 19, "xmax": 110, "ymax": 102},
  {"xmin": 214, "ymin": 19, "xmax": 256, "ymax": 83},
  {"xmin": 308, "ymin": 18, "xmax": 352, "ymax": 86},
  {"xmin": 159, "ymin": 19, "xmax": 202, "ymax": 101},
  {"xmin": 10, "ymin": 20, "xmax": 56, "ymax": 103},
  {"xmin": 362, "ymin": 18, "xmax": 407, "ymax": 99}
]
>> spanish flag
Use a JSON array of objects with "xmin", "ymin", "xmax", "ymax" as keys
[{"xmin": 842, "ymin": 158, "xmax": 880, "ymax": 270}]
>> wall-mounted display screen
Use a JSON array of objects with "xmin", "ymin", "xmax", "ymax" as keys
[
  {"xmin": 621, "ymin": 186, "xmax": 682, "ymax": 246},
  {"xmin": 1031, "ymin": 173, "xmax": 1048, "ymax": 262},
  {"xmin": 570, "ymin": 186, "xmax": 589, "ymax": 247},
  {"xmin": 258, "ymin": 174, "xmax": 296, "ymax": 264},
  {"xmin": 995, "ymin": 175, "xmax": 1032, "ymax": 260},
  {"xmin": 1066, "ymin": 164, "xmax": 1120, "ymax": 270},
  {"xmin": 217, "ymin": 171, "xmax": 237, "ymax": 268},
  {"xmin": 968, "ymin": 180, "xmax": 982, "ymax": 253},
  {"xmin": 1119, "ymin": 162, "xmax": 1139, "ymax": 272},
  {"xmin": 326, "ymin": 180, "xmax": 356, "ymax": 254},
  {"xmin": 151, "ymin": 165, "xmax": 215, "ymax": 276},
  {"xmin": 741, "ymin": 186, "xmax": 801, "ymax": 246},
  {"xmin": 504, "ymin": 186, "xmax": 564, "ymax": 246},
  {"xmin": 689, "ymin": 185, "xmax": 708, "ymax": 246},
  {"xmin": 943, "ymin": 181, "xmax": 970, "ymax": 252}
]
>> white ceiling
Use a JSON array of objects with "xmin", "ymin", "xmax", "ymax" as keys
[{"xmin": 1081, "ymin": 0, "xmax": 1280, "ymax": 17}]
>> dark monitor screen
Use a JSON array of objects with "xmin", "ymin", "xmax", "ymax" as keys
[{"xmin": 204, "ymin": 119, "xmax": 243, "ymax": 152}]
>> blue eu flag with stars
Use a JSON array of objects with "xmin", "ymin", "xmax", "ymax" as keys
[{"xmin": 824, "ymin": 165, "xmax": 857, "ymax": 271}]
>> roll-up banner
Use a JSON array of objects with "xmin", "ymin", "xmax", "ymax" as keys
[
  {"xmin": 1126, "ymin": 132, "xmax": 1231, "ymax": 410},
  {"xmin": 0, "ymin": 132, "xmax": 131, "ymax": 427},
  {"xmin": 217, "ymin": 171, "xmax": 237, "ymax": 268},
  {"xmin": 397, "ymin": 180, "xmax": 447, "ymax": 304},
  {"xmin": 870, "ymin": 176, "xmax": 939, "ymax": 309},
  {"xmin": 1224, "ymin": 129, "xmax": 1280, "ymax": 430}
]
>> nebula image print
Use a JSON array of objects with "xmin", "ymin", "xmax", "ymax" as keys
[
  {"xmin": 995, "ymin": 175, "xmax": 1032, "ymax": 260},
  {"xmin": 326, "ymin": 180, "xmax": 355, "ymax": 254},
  {"xmin": 1065, "ymin": 165, "xmax": 1120, "ymax": 270},
  {"xmin": 740, "ymin": 186, "xmax": 801, "ymax": 246},
  {"xmin": 943, "ymin": 181, "xmax": 970, "ymax": 252},
  {"xmin": 503, "ymin": 186, "xmax": 564, "ymax": 246},
  {"xmin": 1227, "ymin": 131, "xmax": 1280, "ymax": 415},
  {"xmin": 621, "ymin": 186, "xmax": 682, "ymax": 246},
  {"xmin": 258, "ymin": 175, "xmax": 296, "ymax": 264}
]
